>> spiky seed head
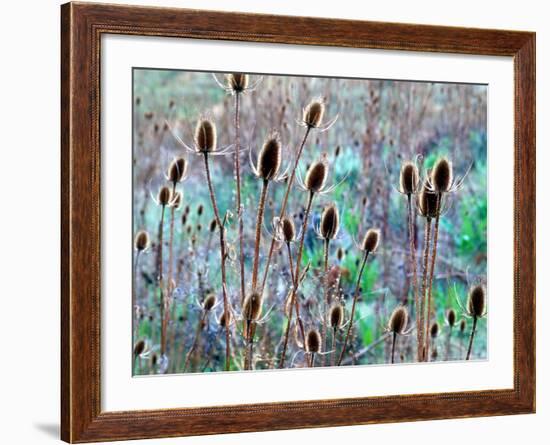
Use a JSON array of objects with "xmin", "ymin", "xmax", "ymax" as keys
[
  {"xmin": 361, "ymin": 228, "xmax": 380, "ymax": 253},
  {"xmin": 279, "ymin": 216, "xmax": 296, "ymax": 243},
  {"xmin": 418, "ymin": 180, "xmax": 439, "ymax": 218},
  {"xmin": 467, "ymin": 284, "xmax": 486, "ymax": 318},
  {"xmin": 257, "ymin": 132, "xmax": 282, "ymax": 181},
  {"xmin": 158, "ymin": 185, "xmax": 172, "ymax": 206},
  {"xmin": 305, "ymin": 158, "xmax": 328, "ymax": 192},
  {"xmin": 447, "ymin": 308, "xmax": 457, "ymax": 327},
  {"xmin": 303, "ymin": 99, "xmax": 325, "ymax": 128},
  {"xmin": 134, "ymin": 230, "xmax": 150, "ymax": 251},
  {"xmin": 151, "ymin": 353, "xmax": 158, "ymax": 367},
  {"xmin": 320, "ymin": 204, "xmax": 340, "ymax": 240},
  {"xmin": 329, "ymin": 304, "xmax": 344, "ymax": 329},
  {"xmin": 196, "ymin": 223, "xmax": 202, "ymax": 232},
  {"xmin": 197, "ymin": 204, "xmax": 204, "ymax": 216},
  {"xmin": 133, "ymin": 339, "xmax": 145, "ymax": 356},
  {"xmin": 305, "ymin": 328, "xmax": 321, "ymax": 353},
  {"xmin": 430, "ymin": 321, "xmax": 440, "ymax": 338},
  {"xmin": 170, "ymin": 191, "xmax": 182, "ymax": 209},
  {"xmin": 336, "ymin": 246, "xmax": 345, "ymax": 261},
  {"xmin": 431, "ymin": 158, "xmax": 453, "ymax": 193},
  {"xmin": 226, "ymin": 73, "xmax": 249, "ymax": 92},
  {"xmin": 219, "ymin": 310, "xmax": 232, "ymax": 328},
  {"xmin": 399, "ymin": 161, "xmax": 419, "ymax": 195},
  {"xmin": 388, "ymin": 306, "xmax": 408, "ymax": 334},
  {"xmin": 181, "ymin": 214, "xmax": 187, "ymax": 226},
  {"xmin": 203, "ymin": 293, "xmax": 216, "ymax": 311},
  {"xmin": 209, "ymin": 218, "xmax": 217, "ymax": 233},
  {"xmin": 459, "ymin": 318, "xmax": 467, "ymax": 333},
  {"xmin": 167, "ymin": 157, "xmax": 187, "ymax": 183},
  {"xmin": 194, "ymin": 118, "xmax": 217, "ymax": 153},
  {"xmin": 242, "ymin": 291, "xmax": 263, "ymax": 321}
]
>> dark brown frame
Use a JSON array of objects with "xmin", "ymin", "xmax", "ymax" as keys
[{"xmin": 61, "ymin": 1, "xmax": 536, "ymax": 442}]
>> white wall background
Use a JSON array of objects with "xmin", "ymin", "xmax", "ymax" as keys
[{"xmin": 0, "ymin": 1, "xmax": 545, "ymax": 444}]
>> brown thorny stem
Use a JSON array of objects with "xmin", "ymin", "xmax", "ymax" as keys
[
  {"xmin": 337, "ymin": 251, "xmax": 370, "ymax": 366},
  {"xmin": 391, "ymin": 332, "xmax": 397, "ymax": 364},
  {"xmin": 158, "ymin": 205, "xmax": 166, "ymax": 357},
  {"xmin": 286, "ymin": 242, "xmax": 306, "ymax": 344},
  {"xmin": 279, "ymin": 191, "xmax": 314, "ymax": 368},
  {"xmin": 407, "ymin": 194, "xmax": 421, "ymax": 362},
  {"xmin": 331, "ymin": 327, "xmax": 337, "ymax": 367},
  {"xmin": 234, "ymin": 92, "xmax": 246, "ymax": 305},
  {"xmin": 132, "ymin": 251, "xmax": 141, "ymax": 342},
  {"xmin": 260, "ymin": 126, "xmax": 312, "ymax": 293},
  {"xmin": 420, "ymin": 217, "xmax": 433, "ymax": 361},
  {"xmin": 425, "ymin": 193, "xmax": 442, "ymax": 361},
  {"xmin": 321, "ymin": 238, "xmax": 330, "ymax": 366},
  {"xmin": 466, "ymin": 316, "xmax": 478, "ymax": 360},
  {"xmin": 183, "ymin": 310, "xmax": 207, "ymax": 372},
  {"xmin": 164, "ymin": 187, "xmax": 177, "ymax": 363},
  {"xmin": 202, "ymin": 153, "xmax": 231, "ymax": 371},
  {"xmin": 251, "ymin": 179, "xmax": 269, "ymax": 290}
]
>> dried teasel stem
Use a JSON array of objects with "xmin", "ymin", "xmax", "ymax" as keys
[
  {"xmin": 466, "ymin": 316, "xmax": 477, "ymax": 360},
  {"xmin": 425, "ymin": 193, "xmax": 441, "ymax": 360},
  {"xmin": 156, "ymin": 186, "xmax": 171, "ymax": 358},
  {"xmin": 279, "ymin": 191, "xmax": 315, "ymax": 368},
  {"xmin": 251, "ymin": 179, "xmax": 270, "ymax": 289},
  {"xmin": 321, "ymin": 238, "xmax": 330, "ymax": 365},
  {"xmin": 284, "ymin": 239, "xmax": 306, "ymax": 345},
  {"xmin": 420, "ymin": 217, "xmax": 432, "ymax": 361},
  {"xmin": 202, "ymin": 153, "xmax": 231, "ymax": 371},
  {"xmin": 260, "ymin": 126, "xmax": 312, "ymax": 293},
  {"xmin": 407, "ymin": 193, "xmax": 422, "ymax": 362}
]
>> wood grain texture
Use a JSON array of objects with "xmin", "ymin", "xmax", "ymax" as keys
[{"xmin": 60, "ymin": 2, "xmax": 536, "ymax": 442}]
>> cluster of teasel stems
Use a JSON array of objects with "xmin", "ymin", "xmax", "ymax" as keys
[{"xmin": 133, "ymin": 73, "xmax": 486, "ymax": 373}]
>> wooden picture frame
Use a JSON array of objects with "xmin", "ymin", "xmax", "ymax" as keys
[{"xmin": 61, "ymin": 2, "xmax": 535, "ymax": 442}]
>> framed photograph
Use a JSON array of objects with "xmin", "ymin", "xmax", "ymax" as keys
[{"xmin": 61, "ymin": 2, "xmax": 535, "ymax": 442}]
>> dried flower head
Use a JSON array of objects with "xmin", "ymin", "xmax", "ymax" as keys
[
  {"xmin": 329, "ymin": 303, "xmax": 344, "ymax": 329},
  {"xmin": 226, "ymin": 73, "xmax": 249, "ymax": 93},
  {"xmin": 303, "ymin": 99, "xmax": 325, "ymax": 128},
  {"xmin": 447, "ymin": 308, "xmax": 457, "ymax": 328},
  {"xmin": 219, "ymin": 310, "xmax": 232, "ymax": 329},
  {"xmin": 320, "ymin": 204, "xmax": 340, "ymax": 240},
  {"xmin": 257, "ymin": 132, "xmax": 282, "ymax": 181},
  {"xmin": 418, "ymin": 180, "xmax": 439, "ymax": 218},
  {"xmin": 305, "ymin": 328, "xmax": 322, "ymax": 353},
  {"xmin": 134, "ymin": 230, "xmax": 150, "ymax": 251},
  {"xmin": 361, "ymin": 228, "xmax": 380, "ymax": 253},
  {"xmin": 279, "ymin": 216, "xmax": 296, "ymax": 243},
  {"xmin": 399, "ymin": 161, "xmax": 419, "ymax": 195},
  {"xmin": 167, "ymin": 157, "xmax": 187, "ymax": 184},
  {"xmin": 388, "ymin": 306, "xmax": 408, "ymax": 334},
  {"xmin": 209, "ymin": 218, "xmax": 217, "ymax": 233},
  {"xmin": 151, "ymin": 353, "xmax": 158, "ymax": 367},
  {"xmin": 194, "ymin": 118, "xmax": 217, "ymax": 153},
  {"xmin": 133, "ymin": 339, "xmax": 145, "ymax": 356},
  {"xmin": 157, "ymin": 185, "xmax": 172, "ymax": 206},
  {"xmin": 197, "ymin": 204, "xmax": 204, "ymax": 216},
  {"xmin": 431, "ymin": 158, "xmax": 453, "ymax": 193},
  {"xmin": 203, "ymin": 293, "xmax": 217, "ymax": 311},
  {"xmin": 242, "ymin": 291, "xmax": 263, "ymax": 321},
  {"xmin": 336, "ymin": 247, "xmax": 345, "ymax": 261},
  {"xmin": 305, "ymin": 158, "xmax": 328, "ymax": 192},
  {"xmin": 459, "ymin": 318, "xmax": 467, "ymax": 333},
  {"xmin": 170, "ymin": 191, "xmax": 182, "ymax": 209},
  {"xmin": 430, "ymin": 321, "xmax": 440, "ymax": 338},
  {"xmin": 467, "ymin": 284, "xmax": 486, "ymax": 318}
]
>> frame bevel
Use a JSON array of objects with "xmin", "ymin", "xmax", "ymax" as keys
[{"xmin": 61, "ymin": 2, "xmax": 535, "ymax": 442}]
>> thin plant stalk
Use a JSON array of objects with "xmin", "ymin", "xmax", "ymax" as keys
[
  {"xmin": 309, "ymin": 352, "xmax": 316, "ymax": 368},
  {"xmin": 337, "ymin": 251, "xmax": 369, "ymax": 366},
  {"xmin": 158, "ymin": 205, "xmax": 167, "ymax": 357},
  {"xmin": 445, "ymin": 325, "xmax": 453, "ymax": 360},
  {"xmin": 466, "ymin": 316, "xmax": 478, "ymax": 360},
  {"xmin": 202, "ymin": 153, "xmax": 231, "ymax": 371},
  {"xmin": 260, "ymin": 127, "xmax": 311, "ymax": 292},
  {"xmin": 420, "ymin": 217, "xmax": 432, "ymax": 361},
  {"xmin": 251, "ymin": 179, "xmax": 269, "ymax": 290},
  {"xmin": 286, "ymin": 242, "xmax": 306, "ymax": 344},
  {"xmin": 331, "ymin": 327, "xmax": 338, "ymax": 367},
  {"xmin": 183, "ymin": 311, "xmax": 207, "ymax": 372},
  {"xmin": 132, "ymin": 250, "xmax": 141, "ymax": 341},
  {"xmin": 234, "ymin": 92, "xmax": 246, "ymax": 305},
  {"xmin": 407, "ymin": 194, "xmax": 421, "ymax": 362},
  {"xmin": 321, "ymin": 238, "xmax": 330, "ymax": 366},
  {"xmin": 391, "ymin": 332, "xmax": 397, "ymax": 364},
  {"xmin": 425, "ymin": 194, "xmax": 441, "ymax": 359},
  {"xmin": 279, "ymin": 191, "xmax": 314, "ymax": 368}
]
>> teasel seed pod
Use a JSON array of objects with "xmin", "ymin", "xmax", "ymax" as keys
[
  {"xmin": 226, "ymin": 73, "xmax": 249, "ymax": 93},
  {"xmin": 181, "ymin": 213, "xmax": 187, "ymax": 226},
  {"xmin": 197, "ymin": 204, "xmax": 204, "ymax": 216},
  {"xmin": 133, "ymin": 339, "xmax": 146, "ymax": 357},
  {"xmin": 219, "ymin": 310, "xmax": 232, "ymax": 329},
  {"xmin": 170, "ymin": 191, "xmax": 182, "ymax": 209},
  {"xmin": 431, "ymin": 157, "xmax": 453, "ymax": 193},
  {"xmin": 203, "ymin": 293, "xmax": 217, "ymax": 311},
  {"xmin": 459, "ymin": 318, "xmax": 467, "ymax": 334},
  {"xmin": 242, "ymin": 291, "xmax": 263, "ymax": 321},
  {"xmin": 257, "ymin": 132, "xmax": 282, "ymax": 181},
  {"xmin": 361, "ymin": 228, "xmax": 380, "ymax": 253},
  {"xmin": 399, "ymin": 161, "xmax": 420, "ymax": 195},
  {"xmin": 279, "ymin": 216, "xmax": 296, "ymax": 243},
  {"xmin": 467, "ymin": 284, "xmax": 486, "ymax": 318},
  {"xmin": 167, "ymin": 157, "xmax": 187, "ymax": 184},
  {"xmin": 320, "ymin": 203, "xmax": 340, "ymax": 240},
  {"xmin": 447, "ymin": 308, "xmax": 457, "ymax": 328},
  {"xmin": 209, "ymin": 218, "xmax": 217, "ymax": 233},
  {"xmin": 430, "ymin": 321, "xmax": 440, "ymax": 338},
  {"xmin": 303, "ymin": 98, "xmax": 325, "ymax": 128},
  {"xmin": 194, "ymin": 118, "xmax": 217, "ymax": 153},
  {"xmin": 418, "ymin": 180, "xmax": 439, "ymax": 218},
  {"xmin": 158, "ymin": 185, "xmax": 172, "ymax": 206},
  {"xmin": 305, "ymin": 328, "xmax": 322, "ymax": 353},
  {"xmin": 336, "ymin": 246, "xmax": 345, "ymax": 261},
  {"xmin": 388, "ymin": 306, "xmax": 408, "ymax": 335},
  {"xmin": 305, "ymin": 158, "xmax": 328, "ymax": 192},
  {"xmin": 151, "ymin": 352, "xmax": 158, "ymax": 367},
  {"xmin": 134, "ymin": 230, "xmax": 150, "ymax": 251},
  {"xmin": 329, "ymin": 303, "xmax": 344, "ymax": 329}
]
